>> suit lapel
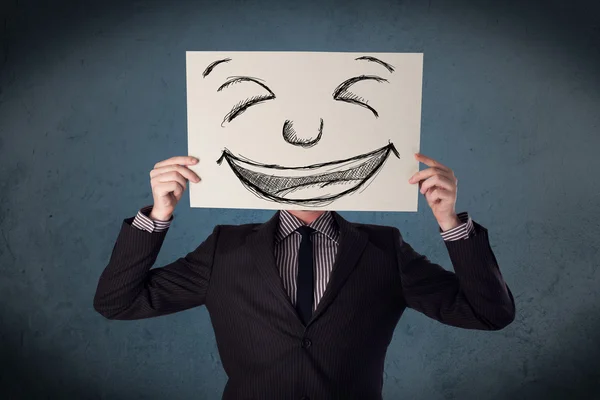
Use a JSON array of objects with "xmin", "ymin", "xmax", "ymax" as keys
[
  {"xmin": 309, "ymin": 212, "xmax": 368, "ymax": 325},
  {"xmin": 248, "ymin": 211, "xmax": 305, "ymax": 328}
]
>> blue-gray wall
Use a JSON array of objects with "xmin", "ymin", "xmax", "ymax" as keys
[{"xmin": 1, "ymin": 0, "xmax": 599, "ymax": 399}]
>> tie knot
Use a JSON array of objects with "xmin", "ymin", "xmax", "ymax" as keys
[{"xmin": 296, "ymin": 226, "xmax": 314, "ymax": 239}]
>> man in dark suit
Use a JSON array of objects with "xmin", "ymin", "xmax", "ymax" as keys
[{"xmin": 94, "ymin": 153, "xmax": 515, "ymax": 400}]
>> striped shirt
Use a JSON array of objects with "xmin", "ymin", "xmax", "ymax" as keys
[
  {"xmin": 131, "ymin": 206, "xmax": 474, "ymax": 308},
  {"xmin": 275, "ymin": 211, "xmax": 340, "ymax": 311}
]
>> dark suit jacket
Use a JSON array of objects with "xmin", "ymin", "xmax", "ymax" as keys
[{"xmin": 94, "ymin": 211, "xmax": 515, "ymax": 400}]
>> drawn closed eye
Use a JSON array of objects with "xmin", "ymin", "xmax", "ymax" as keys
[
  {"xmin": 217, "ymin": 76, "xmax": 276, "ymax": 126},
  {"xmin": 332, "ymin": 75, "xmax": 388, "ymax": 118}
]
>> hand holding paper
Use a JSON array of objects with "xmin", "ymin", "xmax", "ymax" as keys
[
  {"xmin": 408, "ymin": 153, "xmax": 461, "ymax": 231},
  {"xmin": 149, "ymin": 156, "xmax": 201, "ymax": 221}
]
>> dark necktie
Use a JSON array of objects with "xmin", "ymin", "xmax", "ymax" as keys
[{"xmin": 296, "ymin": 226, "xmax": 314, "ymax": 325}]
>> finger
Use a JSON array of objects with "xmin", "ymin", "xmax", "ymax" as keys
[
  {"xmin": 154, "ymin": 181, "xmax": 185, "ymax": 198},
  {"xmin": 414, "ymin": 153, "xmax": 451, "ymax": 172},
  {"xmin": 409, "ymin": 167, "xmax": 454, "ymax": 184},
  {"xmin": 154, "ymin": 156, "xmax": 198, "ymax": 169},
  {"xmin": 410, "ymin": 167, "xmax": 455, "ymax": 186},
  {"xmin": 420, "ymin": 174, "xmax": 455, "ymax": 195},
  {"xmin": 420, "ymin": 175, "xmax": 455, "ymax": 195},
  {"xmin": 152, "ymin": 170, "xmax": 188, "ymax": 188},
  {"xmin": 151, "ymin": 164, "xmax": 200, "ymax": 182},
  {"xmin": 155, "ymin": 171, "xmax": 189, "ymax": 190},
  {"xmin": 171, "ymin": 181, "xmax": 185, "ymax": 198},
  {"xmin": 425, "ymin": 187, "xmax": 452, "ymax": 204}
]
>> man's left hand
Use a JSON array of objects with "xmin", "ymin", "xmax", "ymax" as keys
[{"xmin": 408, "ymin": 153, "xmax": 461, "ymax": 232}]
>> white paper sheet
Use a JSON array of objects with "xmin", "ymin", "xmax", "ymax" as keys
[{"xmin": 186, "ymin": 51, "xmax": 423, "ymax": 211}]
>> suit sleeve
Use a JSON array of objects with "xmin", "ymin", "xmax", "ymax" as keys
[
  {"xmin": 393, "ymin": 221, "xmax": 516, "ymax": 330},
  {"xmin": 93, "ymin": 217, "xmax": 220, "ymax": 320}
]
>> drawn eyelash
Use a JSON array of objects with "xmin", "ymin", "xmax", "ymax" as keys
[
  {"xmin": 222, "ymin": 95, "xmax": 274, "ymax": 125},
  {"xmin": 217, "ymin": 76, "xmax": 276, "ymax": 125},
  {"xmin": 332, "ymin": 75, "xmax": 388, "ymax": 117}
]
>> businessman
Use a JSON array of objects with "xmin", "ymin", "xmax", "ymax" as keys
[{"xmin": 94, "ymin": 153, "xmax": 515, "ymax": 400}]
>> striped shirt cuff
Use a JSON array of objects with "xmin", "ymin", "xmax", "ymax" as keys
[
  {"xmin": 130, "ymin": 206, "xmax": 473, "ymax": 240},
  {"xmin": 131, "ymin": 205, "xmax": 173, "ymax": 233},
  {"xmin": 439, "ymin": 212, "xmax": 474, "ymax": 241}
]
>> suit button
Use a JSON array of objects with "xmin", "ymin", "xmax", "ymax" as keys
[{"xmin": 301, "ymin": 338, "xmax": 312, "ymax": 348}]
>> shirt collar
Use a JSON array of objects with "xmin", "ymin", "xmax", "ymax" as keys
[{"xmin": 276, "ymin": 210, "xmax": 339, "ymax": 244}]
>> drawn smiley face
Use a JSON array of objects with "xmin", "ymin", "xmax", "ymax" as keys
[{"xmin": 199, "ymin": 54, "xmax": 403, "ymax": 207}]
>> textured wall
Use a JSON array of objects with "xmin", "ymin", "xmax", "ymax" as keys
[{"xmin": 1, "ymin": 0, "xmax": 599, "ymax": 399}]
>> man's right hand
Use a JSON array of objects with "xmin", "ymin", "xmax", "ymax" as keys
[{"xmin": 149, "ymin": 156, "xmax": 200, "ymax": 221}]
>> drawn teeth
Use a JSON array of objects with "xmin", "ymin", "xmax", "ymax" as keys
[
  {"xmin": 218, "ymin": 143, "xmax": 398, "ymax": 205},
  {"xmin": 234, "ymin": 150, "xmax": 388, "ymax": 196}
]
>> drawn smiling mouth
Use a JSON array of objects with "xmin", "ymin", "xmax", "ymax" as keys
[{"xmin": 216, "ymin": 142, "xmax": 400, "ymax": 206}]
